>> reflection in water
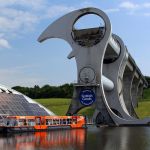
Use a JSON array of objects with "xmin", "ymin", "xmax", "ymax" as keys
[
  {"xmin": 1, "ymin": 127, "xmax": 150, "ymax": 150},
  {"xmin": 86, "ymin": 127, "xmax": 150, "ymax": 150},
  {"xmin": 0, "ymin": 129, "xmax": 86, "ymax": 150}
]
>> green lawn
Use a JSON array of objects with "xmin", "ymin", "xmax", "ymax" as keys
[
  {"xmin": 35, "ymin": 98, "xmax": 70, "ymax": 115},
  {"xmin": 135, "ymin": 100, "xmax": 150, "ymax": 118},
  {"xmin": 35, "ymin": 98, "xmax": 94, "ymax": 116},
  {"xmin": 35, "ymin": 98, "xmax": 150, "ymax": 118}
]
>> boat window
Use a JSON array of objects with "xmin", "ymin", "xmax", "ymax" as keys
[
  {"xmin": 63, "ymin": 119, "xmax": 66, "ymax": 125},
  {"xmin": 73, "ymin": 118, "xmax": 77, "ymax": 124},
  {"xmin": 56, "ymin": 119, "xmax": 59, "ymax": 125},
  {"xmin": 46, "ymin": 119, "xmax": 48, "ymax": 125},
  {"xmin": 6, "ymin": 119, "xmax": 10, "ymax": 126},
  {"xmin": 60, "ymin": 119, "xmax": 63, "ymax": 125},
  {"xmin": 46, "ymin": 119, "xmax": 53, "ymax": 125},
  {"xmin": 67, "ymin": 119, "xmax": 72, "ymax": 124},
  {"xmin": 19, "ymin": 119, "xmax": 27, "ymax": 126},
  {"xmin": 27, "ymin": 119, "xmax": 35, "ymax": 126},
  {"xmin": 36, "ymin": 117, "xmax": 41, "ymax": 125},
  {"xmin": 53, "ymin": 119, "xmax": 57, "ymax": 125},
  {"xmin": 69, "ymin": 119, "xmax": 72, "ymax": 124},
  {"xmin": 6, "ymin": 118, "xmax": 17, "ymax": 126}
]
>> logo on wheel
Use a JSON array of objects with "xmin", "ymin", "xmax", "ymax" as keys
[{"xmin": 79, "ymin": 89, "xmax": 95, "ymax": 106}]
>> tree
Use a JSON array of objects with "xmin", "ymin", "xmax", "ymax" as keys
[
  {"xmin": 12, "ymin": 83, "xmax": 74, "ymax": 99},
  {"xmin": 145, "ymin": 76, "xmax": 150, "ymax": 88}
]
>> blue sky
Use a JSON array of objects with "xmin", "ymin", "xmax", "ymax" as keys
[{"xmin": 0, "ymin": 0, "xmax": 150, "ymax": 87}]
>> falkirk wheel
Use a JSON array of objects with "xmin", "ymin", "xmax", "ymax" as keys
[{"xmin": 38, "ymin": 7, "xmax": 149, "ymax": 126}]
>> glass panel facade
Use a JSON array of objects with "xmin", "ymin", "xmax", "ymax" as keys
[{"xmin": 0, "ymin": 93, "xmax": 49, "ymax": 116}]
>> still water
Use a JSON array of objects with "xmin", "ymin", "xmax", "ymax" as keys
[{"xmin": 0, "ymin": 126, "xmax": 150, "ymax": 150}]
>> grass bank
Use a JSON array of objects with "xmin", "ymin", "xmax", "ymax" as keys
[
  {"xmin": 35, "ymin": 98, "xmax": 70, "ymax": 115},
  {"xmin": 35, "ymin": 98, "xmax": 150, "ymax": 118},
  {"xmin": 143, "ymin": 88, "xmax": 150, "ymax": 99},
  {"xmin": 135, "ymin": 100, "xmax": 150, "ymax": 118},
  {"xmin": 35, "ymin": 98, "xmax": 94, "ymax": 116}
]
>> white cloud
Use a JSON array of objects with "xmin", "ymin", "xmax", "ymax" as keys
[
  {"xmin": 143, "ymin": 13, "xmax": 150, "ymax": 17},
  {"xmin": 0, "ymin": 1, "xmax": 42, "ymax": 48},
  {"xmin": 0, "ymin": 8, "xmax": 38, "ymax": 33},
  {"xmin": 0, "ymin": 0, "xmax": 78, "ymax": 48},
  {"xmin": 105, "ymin": 8, "xmax": 120, "ymax": 13},
  {"xmin": 0, "ymin": 0, "xmax": 46, "ymax": 10},
  {"xmin": 80, "ymin": 1, "xmax": 94, "ymax": 7},
  {"xmin": 143, "ymin": 2, "xmax": 150, "ymax": 8},
  {"xmin": 0, "ymin": 38, "xmax": 11, "ymax": 48},
  {"xmin": 119, "ymin": 1, "xmax": 139, "ymax": 10},
  {"xmin": 120, "ymin": 1, "xmax": 150, "ymax": 10},
  {"xmin": 119, "ymin": 1, "xmax": 150, "ymax": 17},
  {"xmin": 45, "ymin": 5, "xmax": 76, "ymax": 19}
]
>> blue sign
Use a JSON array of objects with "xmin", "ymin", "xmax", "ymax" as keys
[{"xmin": 79, "ymin": 89, "xmax": 95, "ymax": 106}]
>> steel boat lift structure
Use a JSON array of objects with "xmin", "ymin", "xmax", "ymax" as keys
[{"xmin": 38, "ymin": 7, "xmax": 149, "ymax": 126}]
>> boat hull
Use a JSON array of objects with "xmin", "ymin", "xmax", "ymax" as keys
[{"xmin": 1, "ymin": 125, "xmax": 86, "ymax": 133}]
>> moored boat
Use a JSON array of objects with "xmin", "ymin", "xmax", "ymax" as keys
[{"xmin": 0, "ymin": 115, "xmax": 86, "ymax": 133}]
